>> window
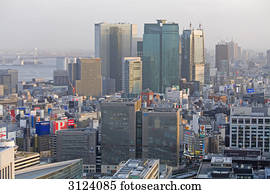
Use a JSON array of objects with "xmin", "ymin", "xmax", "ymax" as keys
[
  {"xmin": 232, "ymin": 118, "xmax": 237, "ymax": 124},
  {"xmin": 245, "ymin": 119, "xmax": 250, "ymax": 124},
  {"xmin": 252, "ymin": 119, "xmax": 257, "ymax": 124},
  {"xmin": 265, "ymin": 119, "xmax": 270, "ymax": 124},
  {"xmin": 258, "ymin": 119, "xmax": 264, "ymax": 124},
  {"xmin": 238, "ymin": 119, "xmax": 244, "ymax": 124}
]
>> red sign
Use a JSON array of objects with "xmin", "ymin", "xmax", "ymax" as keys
[
  {"xmin": 53, "ymin": 119, "xmax": 75, "ymax": 133},
  {"xmin": 53, "ymin": 120, "xmax": 68, "ymax": 133},
  {"xmin": 0, "ymin": 134, "xmax": 6, "ymax": 138},
  {"xmin": 68, "ymin": 119, "xmax": 75, "ymax": 126},
  {"xmin": 10, "ymin": 110, "xmax": 16, "ymax": 122}
]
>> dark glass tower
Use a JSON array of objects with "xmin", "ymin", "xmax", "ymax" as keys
[{"xmin": 142, "ymin": 20, "xmax": 179, "ymax": 93}]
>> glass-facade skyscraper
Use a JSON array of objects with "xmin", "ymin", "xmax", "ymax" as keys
[
  {"xmin": 142, "ymin": 20, "xmax": 179, "ymax": 93},
  {"xmin": 95, "ymin": 23, "xmax": 137, "ymax": 92},
  {"xmin": 181, "ymin": 30, "xmax": 192, "ymax": 81},
  {"xmin": 181, "ymin": 28, "xmax": 205, "ymax": 84}
]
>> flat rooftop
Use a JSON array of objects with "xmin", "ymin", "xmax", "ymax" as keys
[
  {"xmin": 15, "ymin": 159, "xmax": 81, "ymax": 179},
  {"xmin": 113, "ymin": 159, "xmax": 159, "ymax": 179},
  {"xmin": 15, "ymin": 152, "xmax": 40, "ymax": 162}
]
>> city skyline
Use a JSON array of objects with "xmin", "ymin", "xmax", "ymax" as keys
[{"xmin": 0, "ymin": 0, "xmax": 270, "ymax": 52}]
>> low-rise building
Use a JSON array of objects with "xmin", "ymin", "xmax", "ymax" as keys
[{"xmin": 113, "ymin": 159, "xmax": 159, "ymax": 179}]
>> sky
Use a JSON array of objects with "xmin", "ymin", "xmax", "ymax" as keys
[{"xmin": 0, "ymin": 0, "xmax": 269, "ymax": 52}]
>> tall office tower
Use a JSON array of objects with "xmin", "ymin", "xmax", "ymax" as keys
[
  {"xmin": 100, "ymin": 99, "xmax": 141, "ymax": 174},
  {"xmin": 137, "ymin": 109, "xmax": 180, "ymax": 168},
  {"xmin": 68, "ymin": 58, "xmax": 102, "ymax": 97},
  {"xmin": 51, "ymin": 128, "xmax": 100, "ymax": 176},
  {"xmin": 0, "ymin": 69, "xmax": 18, "ymax": 95},
  {"xmin": 181, "ymin": 28, "xmax": 205, "ymax": 84},
  {"xmin": 56, "ymin": 57, "xmax": 68, "ymax": 70},
  {"xmin": 181, "ymin": 30, "xmax": 192, "ymax": 81},
  {"xmin": 122, "ymin": 57, "xmax": 142, "ymax": 95},
  {"xmin": 53, "ymin": 70, "xmax": 69, "ymax": 86},
  {"xmin": 227, "ymin": 41, "xmax": 241, "ymax": 63},
  {"xmin": 215, "ymin": 43, "xmax": 230, "ymax": 76},
  {"xmin": 143, "ymin": 20, "xmax": 179, "ymax": 93},
  {"xmin": 267, "ymin": 50, "xmax": 270, "ymax": 65},
  {"xmin": 137, "ymin": 41, "xmax": 143, "ymax": 58},
  {"xmin": 191, "ymin": 29, "xmax": 205, "ymax": 84},
  {"xmin": 132, "ymin": 37, "xmax": 143, "ymax": 57},
  {"xmin": 204, "ymin": 63, "xmax": 210, "ymax": 84},
  {"xmin": 95, "ymin": 23, "xmax": 137, "ymax": 91}
]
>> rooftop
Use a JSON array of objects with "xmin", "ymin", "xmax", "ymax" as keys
[
  {"xmin": 15, "ymin": 159, "xmax": 82, "ymax": 179},
  {"xmin": 15, "ymin": 152, "xmax": 40, "ymax": 162},
  {"xmin": 113, "ymin": 159, "xmax": 159, "ymax": 179}
]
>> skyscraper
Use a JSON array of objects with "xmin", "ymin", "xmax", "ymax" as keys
[
  {"xmin": 137, "ymin": 41, "xmax": 143, "ymax": 58},
  {"xmin": 139, "ymin": 109, "xmax": 180, "ymax": 167},
  {"xmin": 0, "ymin": 69, "xmax": 18, "ymax": 95},
  {"xmin": 191, "ymin": 29, "xmax": 205, "ymax": 84},
  {"xmin": 267, "ymin": 50, "xmax": 270, "ymax": 65},
  {"xmin": 100, "ymin": 99, "xmax": 141, "ymax": 174},
  {"xmin": 95, "ymin": 23, "xmax": 137, "ymax": 91},
  {"xmin": 122, "ymin": 57, "xmax": 142, "ymax": 95},
  {"xmin": 143, "ymin": 20, "xmax": 179, "ymax": 93},
  {"xmin": 227, "ymin": 41, "xmax": 241, "ymax": 63},
  {"xmin": 181, "ymin": 28, "xmax": 205, "ymax": 84},
  {"xmin": 181, "ymin": 30, "xmax": 192, "ymax": 81},
  {"xmin": 216, "ymin": 43, "xmax": 229, "ymax": 76},
  {"xmin": 68, "ymin": 58, "xmax": 102, "ymax": 97}
]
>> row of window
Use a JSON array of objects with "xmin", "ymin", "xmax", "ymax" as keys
[{"xmin": 232, "ymin": 118, "xmax": 270, "ymax": 124}]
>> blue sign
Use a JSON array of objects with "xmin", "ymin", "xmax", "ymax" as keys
[
  {"xmin": 48, "ymin": 108, "xmax": 52, "ymax": 115},
  {"xmin": 247, "ymin": 88, "xmax": 255, "ymax": 93},
  {"xmin": 36, "ymin": 121, "xmax": 50, "ymax": 136}
]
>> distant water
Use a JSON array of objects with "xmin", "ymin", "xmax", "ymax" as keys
[{"xmin": 0, "ymin": 58, "xmax": 57, "ymax": 81}]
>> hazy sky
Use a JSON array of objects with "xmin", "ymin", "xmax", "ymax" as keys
[{"xmin": 1, "ymin": 0, "xmax": 269, "ymax": 52}]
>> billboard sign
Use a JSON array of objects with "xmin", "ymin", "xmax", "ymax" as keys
[
  {"xmin": 199, "ymin": 125, "xmax": 205, "ymax": 137},
  {"xmin": 53, "ymin": 120, "xmax": 68, "ymax": 133},
  {"xmin": 247, "ymin": 88, "xmax": 255, "ymax": 93},
  {"xmin": 0, "ymin": 127, "xmax": 7, "ymax": 139},
  {"xmin": 36, "ymin": 121, "xmax": 50, "ymax": 136}
]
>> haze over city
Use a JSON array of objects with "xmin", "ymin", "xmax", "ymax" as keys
[{"xmin": 1, "ymin": 0, "xmax": 269, "ymax": 52}]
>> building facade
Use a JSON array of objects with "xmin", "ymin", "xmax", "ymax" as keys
[
  {"xmin": 53, "ymin": 70, "xmax": 69, "ymax": 86},
  {"xmin": 0, "ymin": 146, "xmax": 15, "ymax": 179},
  {"xmin": 230, "ymin": 107, "xmax": 270, "ymax": 153},
  {"xmin": 0, "ymin": 69, "xmax": 18, "ymax": 95},
  {"xmin": 215, "ymin": 43, "xmax": 229, "ymax": 76},
  {"xmin": 68, "ymin": 58, "xmax": 102, "ymax": 97},
  {"xmin": 51, "ymin": 128, "xmax": 100, "ymax": 176},
  {"xmin": 122, "ymin": 57, "xmax": 142, "ymax": 95},
  {"xmin": 95, "ymin": 23, "xmax": 137, "ymax": 91},
  {"xmin": 139, "ymin": 109, "xmax": 180, "ymax": 167},
  {"xmin": 100, "ymin": 99, "xmax": 141, "ymax": 174},
  {"xmin": 267, "ymin": 50, "xmax": 270, "ymax": 65},
  {"xmin": 143, "ymin": 20, "xmax": 179, "ymax": 93},
  {"xmin": 181, "ymin": 29, "xmax": 205, "ymax": 84}
]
